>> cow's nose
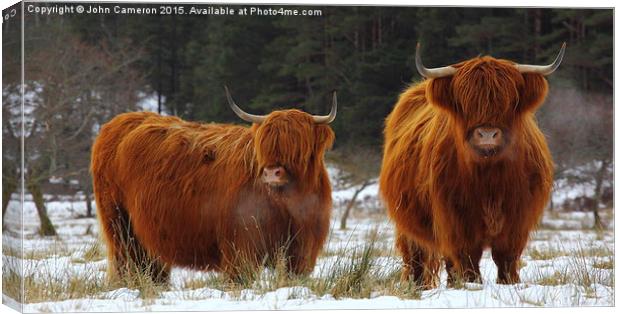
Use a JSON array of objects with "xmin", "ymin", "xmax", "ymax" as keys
[
  {"xmin": 262, "ymin": 166, "xmax": 287, "ymax": 185},
  {"xmin": 473, "ymin": 127, "xmax": 503, "ymax": 147}
]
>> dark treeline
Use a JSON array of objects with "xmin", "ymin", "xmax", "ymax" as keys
[{"xmin": 67, "ymin": 5, "xmax": 612, "ymax": 147}]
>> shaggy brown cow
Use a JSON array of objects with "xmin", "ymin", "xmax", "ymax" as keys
[
  {"xmin": 380, "ymin": 43, "xmax": 565, "ymax": 287},
  {"xmin": 91, "ymin": 88, "xmax": 337, "ymax": 283}
]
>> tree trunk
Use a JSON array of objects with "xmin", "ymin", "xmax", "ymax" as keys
[
  {"xmin": 548, "ymin": 197, "xmax": 554, "ymax": 212},
  {"xmin": 377, "ymin": 15, "xmax": 382, "ymax": 46},
  {"xmin": 2, "ymin": 176, "xmax": 17, "ymax": 228},
  {"xmin": 27, "ymin": 180, "xmax": 57, "ymax": 236},
  {"xmin": 85, "ymin": 191, "xmax": 93, "ymax": 218},
  {"xmin": 533, "ymin": 9, "xmax": 542, "ymax": 60},
  {"xmin": 593, "ymin": 207, "xmax": 604, "ymax": 230},
  {"xmin": 169, "ymin": 14, "xmax": 178, "ymax": 116},
  {"xmin": 340, "ymin": 181, "xmax": 372, "ymax": 230},
  {"xmin": 157, "ymin": 19, "xmax": 163, "ymax": 114},
  {"xmin": 592, "ymin": 159, "xmax": 609, "ymax": 230}
]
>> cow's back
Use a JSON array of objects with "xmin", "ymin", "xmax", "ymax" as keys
[
  {"xmin": 91, "ymin": 112, "xmax": 163, "ymax": 206},
  {"xmin": 379, "ymin": 83, "xmax": 442, "ymax": 247},
  {"xmin": 101, "ymin": 113, "xmax": 254, "ymax": 267}
]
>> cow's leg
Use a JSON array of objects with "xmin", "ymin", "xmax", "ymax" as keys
[
  {"xmin": 446, "ymin": 246, "xmax": 483, "ymax": 287},
  {"xmin": 93, "ymin": 184, "xmax": 128, "ymax": 284},
  {"xmin": 219, "ymin": 247, "xmax": 246, "ymax": 283},
  {"xmin": 396, "ymin": 233, "xmax": 438, "ymax": 289},
  {"xmin": 126, "ymin": 235, "xmax": 170, "ymax": 285},
  {"xmin": 445, "ymin": 258, "xmax": 456, "ymax": 286},
  {"xmin": 97, "ymin": 197, "xmax": 170, "ymax": 285},
  {"xmin": 491, "ymin": 249, "xmax": 521, "ymax": 284},
  {"xmin": 491, "ymin": 234, "xmax": 528, "ymax": 284},
  {"xmin": 113, "ymin": 209, "xmax": 171, "ymax": 285},
  {"xmin": 219, "ymin": 239, "xmax": 262, "ymax": 284},
  {"xmin": 286, "ymin": 226, "xmax": 327, "ymax": 277},
  {"xmin": 149, "ymin": 261, "xmax": 171, "ymax": 284},
  {"xmin": 287, "ymin": 241, "xmax": 315, "ymax": 276}
]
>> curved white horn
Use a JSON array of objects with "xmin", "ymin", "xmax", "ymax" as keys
[
  {"xmin": 312, "ymin": 91, "xmax": 337, "ymax": 124},
  {"xmin": 224, "ymin": 86, "xmax": 266, "ymax": 124},
  {"xmin": 416, "ymin": 42, "xmax": 457, "ymax": 78},
  {"xmin": 515, "ymin": 42, "xmax": 566, "ymax": 76}
]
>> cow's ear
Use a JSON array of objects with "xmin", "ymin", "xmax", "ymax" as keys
[
  {"xmin": 315, "ymin": 125, "xmax": 335, "ymax": 152},
  {"xmin": 519, "ymin": 73, "xmax": 549, "ymax": 112},
  {"xmin": 426, "ymin": 77, "xmax": 457, "ymax": 113}
]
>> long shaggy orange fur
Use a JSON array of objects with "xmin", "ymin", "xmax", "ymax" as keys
[
  {"xmin": 380, "ymin": 56, "xmax": 554, "ymax": 286},
  {"xmin": 91, "ymin": 110, "xmax": 334, "ymax": 283}
]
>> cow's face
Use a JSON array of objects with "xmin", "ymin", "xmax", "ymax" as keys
[
  {"xmin": 253, "ymin": 110, "xmax": 335, "ymax": 188},
  {"xmin": 225, "ymin": 87, "xmax": 336, "ymax": 189},
  {"xmin": 416, "ymin": 43, "xmax": 563, "ymax": 163},
  {"xmin": 426, "ymin": 57, "xmax": 549, "ymax": 162}
]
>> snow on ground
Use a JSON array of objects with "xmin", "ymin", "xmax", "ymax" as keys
[
  {"xmin": 2, "ymin": 176, "xmax": 614, "ymax": 312},
  {"xmin": 550, "ymin": 161, "xmax": 612, "ymax": 206}
]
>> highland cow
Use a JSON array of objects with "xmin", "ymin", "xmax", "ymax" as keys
[
  {"xmin": 91, "ymin": 88, "xmax": 337, "ymax": 283},
  {"xmin": 380, "ymin": 43, "xmax": 565, "ymax": 287}
]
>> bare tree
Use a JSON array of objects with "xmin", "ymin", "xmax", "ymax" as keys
[
  {"xmin": 2, "ymin": 20, "xmax": 145, "ymax": 234},
  {"xmin": 2, "ymin": 94, "xmax": 21, "ymax": 229},
  {"xmin": 540, "ymin": 86, "xmax": 613, "ymax": 229},
  {"xmin": 328, "ymin": 147, "xmax": 381, "ymax": 230},
  {"xmin": 2, "ymin": 15, "xmax": 22, "ymax": 229}
]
